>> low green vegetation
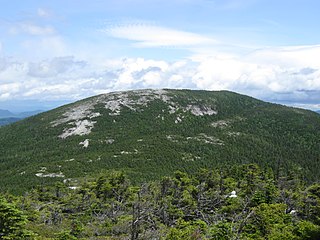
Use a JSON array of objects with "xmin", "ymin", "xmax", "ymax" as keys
[{"xmin": 1, "ymin": 164, "xmax": 320, "ymax": 239}]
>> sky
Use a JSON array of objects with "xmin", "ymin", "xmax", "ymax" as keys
[{"xmin": 0, "ymin": 0, "xmax": 320, "ymax": 112}]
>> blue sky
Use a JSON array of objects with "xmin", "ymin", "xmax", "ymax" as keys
[{"xmin": 0, "ymin": 0, "xmax": 320, "ymax": 111}]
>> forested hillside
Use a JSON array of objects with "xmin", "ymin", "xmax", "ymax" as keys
[
  {"xmin": 1, "ymin": 165, "xmax": 320, "ymax": 239},
  {"xmin": 0, "ymin": 89, "xmax": 320, "ymax": 194}
]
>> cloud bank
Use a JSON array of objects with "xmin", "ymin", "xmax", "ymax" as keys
[{"xmin": 1, "ymin": 44, "xmax": 320, "ymax": 109}]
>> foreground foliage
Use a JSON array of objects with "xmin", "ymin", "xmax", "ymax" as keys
[
  {"xmin": 0, "ymin": 197, "xmax": 34, "ymax": 239},
  {"xmin": 1, "ymin": 164, "xmax": 320, "ymax": 239}
]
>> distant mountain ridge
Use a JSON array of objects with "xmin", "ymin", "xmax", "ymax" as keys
[
  {"xmin": 0, "ymin": 89, "xmax": 320, "ymax": 194},
  {"xmin": 0, "ymin": 109, "xmax": 15, "ymax": 118},
  {"xmin": 0, "ymin": 109, "xmax": 43, "ymax": 126},
  {"xmin": 0, "ymin": 109, "xmax": 43, "ymax": 118}
]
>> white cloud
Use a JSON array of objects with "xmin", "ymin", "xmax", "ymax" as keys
[
  {"xmin": 290, "ymin": 103, "xmax": 320, "ymax": 111},
  {"xmin": 23, "ymin": 84, "xmax": 75, "ymax": 98},
  {"xmin": 28, "ymin": 56, "xmax": 86, "ymax": 78},
  {"xmin": 190, "ymin": 45, "xmax": 320, "ymax": 105},
  {"xmin": 0, "ymin": 56, "xmax": 195, "ymax": 102},
  {"xmin": 0, "ymin": 82, "xmax": 21, "ymax": 100},
  {"xmin": 247, "ymin": 45, "xmax": 320, "ymax": 68},
  {"xmin": 111, "ymin": 58, "xmax": 169, "ymax": 89},
  {"xmin": 0, "ymin": 92, "xmax": 11, "ymax": 100},
  {"xmin": 105, "ymin": 23, "xmax": 216, "ymax": 47},
  {"xmin": 0, "ymin": 60, "xmax": 28, "ymax": 83}
]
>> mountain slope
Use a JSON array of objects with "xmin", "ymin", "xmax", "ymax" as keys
[{"xmin": 1, "ymin": 89, "xmax": 320, "ymax": 194}]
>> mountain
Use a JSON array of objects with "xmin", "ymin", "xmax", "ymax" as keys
[
  {"xmin": 1, "ymin": 89, "xmax": 320, "ymax": 194},
  {"xmin": 0, "ymin": 109, "xmax": 15, "ymax": 118},
  {"xmin": 15, "ymin": 110, "xmax": 43, "ymax": 118},
  {"xmin": 0, "ymin": 109, "xmax": 43, "ymax": 126}
]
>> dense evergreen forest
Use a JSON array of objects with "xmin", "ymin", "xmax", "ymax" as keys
[{"xmin": 1, "ymin": 164, "xmax": 320, "ymax": 239}]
